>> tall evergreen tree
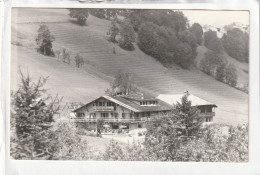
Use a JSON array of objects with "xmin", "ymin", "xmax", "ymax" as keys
[
  {"xmin": 11, "ymin": 69, "xmax": 61, "ymax": 159},
  {"xmin": 35, "ymin": 25, "xmax": 55, "ymax": 56},
  {"xmin": 173, "ymin": 93, "xmax": 202, "ymax": 137}
]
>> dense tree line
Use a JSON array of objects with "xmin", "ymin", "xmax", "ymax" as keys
[
  {"xmin": 204, "ymin": 30, "xmax": 224, "ymax": 53},
  {"xmin": 131, "ymin": 10, "xmax": 198, "ymax": 68},
  {"xmin": 105, "ymin": 9, "xmax": 198, "ymax": 68},
  {"xmin": 222, "ymin": 28, "xmax": 249, "ymax": 62}
]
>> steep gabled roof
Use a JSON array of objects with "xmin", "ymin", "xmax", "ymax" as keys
[
  {"xmin": 73, "ymin": 95, "xmax": 173, "ymax": 113},
  {"xmin": 108, "ymin": 95, "xmax": 172, "ymax": 112},
  {"xmin": 157, "ymin": 94, "xmax": 217, "ymax": 107}
]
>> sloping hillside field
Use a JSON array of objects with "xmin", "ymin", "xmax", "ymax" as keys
[{"xmin": 11, "ymin": 8, "xmax": 249, "ymax": 126}]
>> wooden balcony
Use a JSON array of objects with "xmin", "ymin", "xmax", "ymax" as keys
[
  {"xmin": 93, "ymin": 106, "xmax": 114, "ymax": 112},
  {"xmin": 199, "ymin": 112, "xmax": 215, "ymax": 117},
  {"xmin": 71, "ymin": 117, "xmax": 148, "ymax": 123}
]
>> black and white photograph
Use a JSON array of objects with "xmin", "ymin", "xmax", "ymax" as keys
[{"xmin": 10, "ymin": 7, "xmax": 249, "ymax": 162}]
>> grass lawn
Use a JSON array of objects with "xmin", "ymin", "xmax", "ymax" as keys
[{"xmin": 83, "ymin": 135, "xmax": 114, "ymax": 152}]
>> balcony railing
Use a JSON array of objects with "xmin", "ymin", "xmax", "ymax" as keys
[
  {"xmin": 93, "ymin": 106, "xmax": 115, "ymax": 111},
  {"xmin": 199, "ymin": 112, "xmax": 215, "ymax": 117},
  {"xmin": 71, "ymin": 117, "xmax": 149, "ymax": 123}
]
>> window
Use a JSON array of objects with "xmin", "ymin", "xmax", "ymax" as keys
[
  {"xmin": 99, "ymin": 102, "xmax": 102, "ymax": 106},
  {"xmin": 107, "ymin": 102, "xmax": 114, "ymax": 106},
  {"xmin": 78, "ymin": 113, "xmax": 85, "ymax": 117},
  {"xmin": 205, "ymin": 117, "xmax": 212, "ymax": 122},
  {"xmin": 130, "ymin": 113, "xmax": 133, "ymax": 118},
  {"xmin": 122, "ymin": 113, "xmax": 125, "ymax": 118},
  {"xmin": 101, "ymin": 113, "xmax": 108, "ymax": 118},
  {"xmin": 111, "ymin": 113, "xmax": 114, "ymax": 117},
  {"xmin": 115, "ymin": 113, "xmax": 118, "ymax": 118}
]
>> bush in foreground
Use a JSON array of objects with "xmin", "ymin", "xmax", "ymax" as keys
[{"xmin": 101, "ymin": 124, "xmax": 248, "ymax": 162}]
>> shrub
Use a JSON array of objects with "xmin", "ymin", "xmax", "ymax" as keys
[
  {"xmin": 128, "ymin": 10, "xmax": 188, "ymax": 33},
  {"xmin": 35, "ymin": 25, "xmax": 55, "ymax": 56},
  {"xmin": 222, "ymin": 28, "xmax": 249, "ymax": 62},
  {"xmin": 177, "ymin": 30, "xmax": 198, "ymax": 58},
  {"xmin": 69, "ymin": 9, "xmax": 89, "ymax": 26},
  {"xmin": 200, "ymin": 51, "xmax": 226, "ymax": 76},
  {"xmin": 61, "ymin": 48, "xmax": 71, "ymax": 64},
  {"xmin": 204, "ymin": 30, "xmax": 217, "ymax": 47},
  {"xmin": 225, "ymin": 64, "xmax": 237, "ymax": 87},
  {"xmin": 102, "ymin": 140, "xmax": 125, "ymax": 160},
  {"xmin": 204, "ymin": 30, "xmax": 224, "ymax": 53},
  {"xmin": 207, "ymin": 37, "xmax": 224, "ymax": 53},
  {"xmin": 50, "ymin": 119, "xmax": 97, "ymax": 160},
  {"xmin": 105, "ymin": 71, "xmax": 139, "ymax": 96},
  {"xmin": 55, "ymin": 49, "xmax": 62, "ymax": 60},
  {"xmin": 118, "ymin": 20, "xmax": 136, "ymax": 51},
  {"xmin": 75, "ymin": 53, "xmax": 84, "ymax": 68},
  {"xmin": 138, "ymin": 22, "xmax": 169, "ymax": 63},
  {"xmin": 174, "ymin": 42, "xmax": 194, "ymax": 69},
  {"xmin": 89, "ymin": 9, "xmax": 106, "ymax": 19},
  {"xmin": 177, "ymin": 124, "xmax": 248, "ymax": 162},
  {"xmin": 215, "ymin": 62, "xmax": 226, "ymax": 82},
  {"xmin": 189, "ymin": 23, "xmax": 203, "ymax": 45},
  {"xmin": 102, "ymin": 140, "xmax": 157, "ymax": 161},
  {"xmin": 107, "ymin": 20, "xmax": 119, "ymax": 43}
]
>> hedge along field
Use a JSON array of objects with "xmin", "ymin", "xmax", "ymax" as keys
[{"xmin": 11, "ymin": 8, "xmax": 248, "ymax": 126}]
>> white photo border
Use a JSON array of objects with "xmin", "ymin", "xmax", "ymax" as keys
[{"xmin": 1, "ymin": 0, "xmax": 259, "ymax": 175}]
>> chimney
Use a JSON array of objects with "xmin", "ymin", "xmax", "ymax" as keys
[{"xmin": 184, "ymin": 90, "xmax": 190, "ymax": 96}]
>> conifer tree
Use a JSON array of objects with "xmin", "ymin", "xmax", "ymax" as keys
[
  {"xmin": 173, "ymin": 93, "xmax": 202, "ymax": 137},
  {"xmin": 35, "ymin": 25, "xmax": 55, "ymax": 56},
  {"xmin": 11, "ymin": 69, "xmax": 61, "ymax": 159}
]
